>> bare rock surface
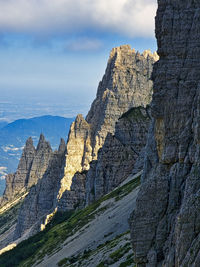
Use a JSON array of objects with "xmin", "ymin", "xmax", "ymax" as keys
[
  {"xmin": 86, "ymin": 106, "xmax": 150, "ymax": 205},
  {"xmin": 14, "ymin": 138, "xmax": 66, "ymax": 239},
  {"xmin": 4, "ymin": 45, "xmax": 156, "ymax": 246},
  {"xmin": 130, "ymin": 1, "xmax": 200, "ymax": 266},
  {"xmin": 0, "ymin": 134, "xmax": 52, "ymax": 207},
  {"xmin": 60, "ymin": 45, "xmax": 156, "ymax": 196}
]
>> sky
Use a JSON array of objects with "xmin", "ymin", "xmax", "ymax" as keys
[{"xmin": 0, "ymin": 0, "xmax": 157, "ymax": 120}]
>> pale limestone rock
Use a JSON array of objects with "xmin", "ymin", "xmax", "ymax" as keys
[
  {"xmin": 0, "ymin": 137, "xmax": 36, "ymax": 206},
  {"xmin": 11, "ymin": 45, "xmax": 156, "ymax": 242},
  {"xmin": 60, "ymin": 45, "xmax": 156, "ymax": 197},
  {"xmin": 14, "ymin": 138, "xmax": 66, "ymax": 239},
  {"xmin": 0, "ymin": 135, "xmax": 52, "ymax": 207},
  {"xmin": 27, "ymin": 134, "xmax": 52, "ymax": 188}
]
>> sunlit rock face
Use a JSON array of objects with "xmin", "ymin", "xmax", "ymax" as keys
[
  {"xmin": 130, "ymin": 1, "xmax": 200, "ymax": 266},
  {"xmin": 60, "ymin": 45, "xmax": 157, "ymax": 197}
]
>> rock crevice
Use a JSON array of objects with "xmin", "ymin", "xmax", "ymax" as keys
[{"xmin": 130, "ymin": 1, "xmax": 200, "ymax": 266}]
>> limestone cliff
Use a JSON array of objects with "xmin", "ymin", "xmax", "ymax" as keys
[
  {"xmin": 14, "ymin": 138, "xmax": 66, "ymax": 239},
  {"xmin": 86, "ymin": 106, "xmax": 150, "ymax": 205},
  {"xmin": 0, "ymin": 134, "xmax": 52, "ymax": 207},
  {"xmin": 11, "ymin": 45, "xmax": 156, "ymax": 242},
  {"xmin": 130, "ymin": 1, "xmax": 200, "ymax": 266},
  {"xmin": 60, "ymin": 45, "xmax": 157, "ymax": 197},
  {"xmin": 0, "ymin": 137, "xmax": 36, "ymax": 205}
]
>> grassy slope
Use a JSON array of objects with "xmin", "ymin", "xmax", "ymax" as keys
[
  {"xmin": 0, "ymin": 176, "xmax": 140, "ymax": 267},
  {"xmin": 57, "ymin": 231, "xmax": 135, "ymax": 267}
]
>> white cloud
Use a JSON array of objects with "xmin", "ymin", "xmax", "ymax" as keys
[
  {"xmin": 66, "ymin": 38, "xmax": 103, "ymax": 51},
  {"xmin": 0, "ymin": 0, "xmax": 157, "ymax": 37},
  {"xmin": 0, "ymin": 166, "xmax": 7, "ymax": 179},
  {"xmin": 2, "ymin": 145, "xmax": 23, "ymax": 152}
]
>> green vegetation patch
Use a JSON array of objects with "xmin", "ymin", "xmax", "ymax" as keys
[
  {"xmin": 120, "ymin": 106, "xmax": 150, "ymax": 122},
  {"xmin": 109, "ymin": 243, "xmax": 132, "ymax": 262},
  {"xmin": 0, "ymin": 176, "xmax": 140, "ymax": 267}
]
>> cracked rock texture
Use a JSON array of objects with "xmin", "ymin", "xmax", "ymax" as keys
[
  {"xmin": 14, "ymin": 138, "xmax": 66, "ymax": 239},
  {"xmin": 130, "ymin": 1, "xmax": 200, "ymax": 266},
  {"xmin": 86, "ymin": 106, "xmax": 150, "ymax": 205},
  {"xmin": 0, "ymin": 134, "xmax": 52, "ymax": 206},
  {"xmin": 58, "ymin": 171, "xmax": 86, "ymax": 211},
  {"xmin": 7, "ymin": 45, "xmax": 156, "ymax": 243},
  {"xmin": 60, "ymin": 45, "xmax": 157, "ymax": 197}
]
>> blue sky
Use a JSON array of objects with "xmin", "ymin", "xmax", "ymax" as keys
[{"xmin": 0, "ymin": 0, "xmax": 157, "ymax": 119}]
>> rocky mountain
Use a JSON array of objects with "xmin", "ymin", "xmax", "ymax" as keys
[
  {"xmin": 130, "ymin": 1, "xmax": 200, "ymax": 266},
  {"xmin": 58, "ymin": 106, "xmax": 150, "ymax": 211},
  {"xmin": 0, "ymin": 115, "xmax": 74, "ymax": 185},
  {"xmin": 0, "ymin": 44, "xmax": 159, "ymax": 264},
  {"xmin": 59, "ymin": 45, "xmax": 157, "ymax": 197},
  {"xmin": 0, "ymin": 134, "xmax": 53, "ymax": 208},
  {"xmin": 85, "ymin": 106, "xmax": 150, "ymax": 205},
  {"xmin": 0, "ymin": 45, "xmax": 157, "ymax": 253},
  {"xmin": 0, "ymin": 171, "xmax": 141, "ymax": 267}
]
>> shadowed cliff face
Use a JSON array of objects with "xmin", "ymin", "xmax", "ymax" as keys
[
  {"xmin": 0, "ymin": 135, "xmax": 53, "ymax": 207},
  {"xmin": 85, "ymin": 106, "xmax": 151, "ymax": 205},
  {"xmin": 14, "ymin": 139, "xmax": 66, "ymax": 239},
  {"xmin": 130, "ymin": 1, "xmax": 200, "ymax": 266}
]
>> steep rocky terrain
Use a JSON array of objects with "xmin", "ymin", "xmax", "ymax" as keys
[
  {"xmin": 0, "ymin": 115, "xmax": 74, "ymax": 185},
  {"xmin": 14, "ymin": 139, "xmax": 66, "ymax": 240},
  {"xmin": 0, "ymin": 45, "xmax": 158, "ymax": 261},
  {"xmin": 59, "ymin": 106, "xmax": 150, "ymax": 210},
  {"xmin": 59, "ymin": 45, "xmax": 157, "ymax": 196},
  {"xmin": 86, "ymin": 106, "xmax": 150, "ymax": 205},
  {"xmin": 0, "ymin": 172, "xmax": 141, "ymax": 267},
  {"xmin": 0, "ymin": 134, "xmax": 53, "ymax": 208},
  {"xmin": 130, "ymin": 1, "xmax": 200, "ymax": 266},
  {"xmin": 8, "ymin": 44, "xmax": 156, "ymax": 244}
]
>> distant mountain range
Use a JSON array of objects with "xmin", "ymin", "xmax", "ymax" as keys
[{"xmin": 0, "ymin": 115, "xmax": 74, "ymax": 194}]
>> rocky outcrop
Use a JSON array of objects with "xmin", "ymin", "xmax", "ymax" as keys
[
  {"xmin": 11, "ymin": 45, "xmax": 156, "ymax": 242},
  {"xmin": 0, "ymin": 134, "xmax": 52, "ymax": 207},
  {"xmin": 130, "ymin": 1, "xmax": 200, "ymax": 266},
  {"xmin": 86, "ymin": 106, "xmax": 150, "ymax": 205},
  {"xmin": 14, "ymin": 138, "xmax": 66, "ymax": 239},
  {"xmin": 58, "ymin": 171, "xmax": 86, "ymax": 211},
  {"xmin": 60, "ymin": 45, "xmax": 157, "ymax": 197},
  {"xmin": 27, "ymin": 134, "xmax": 52, "ymax": 188},
  {"xmin": 1, "ymin": 137, "xmax": 36, "ymax": 204}
]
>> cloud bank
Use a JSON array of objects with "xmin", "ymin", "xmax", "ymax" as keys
[{"xmin": 0, "ymin": 0, "xmax": 157, "ymax": 37}]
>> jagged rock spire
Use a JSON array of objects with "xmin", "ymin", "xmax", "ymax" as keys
[
  {"xmin": 60, "ymin": 45, "xmax": 157, "ymax": 196},
  {"xmin": 0, "ymin": 134, "xmax": 53, "ymax": 206}
]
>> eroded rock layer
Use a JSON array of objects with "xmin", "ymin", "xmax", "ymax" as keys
[
  {"xmin": 0, "ymin": 134, "xmax": 52, "ymax": 206},
  {"xmin": 86, "ymin": 106, "xmax": 150, "ymax": 205},
  {"xmin": 60, "ymin": 45, "xmax": 157, "ymax": 196},
  {"xmin": 10, "ymin": 45, "xmax": 156, "ymax": 242},
  {"xmin": 14, "ymin": 139, "xmax": 66, "ymax": 239},
  {"xmin": 130, "ymin": 1, "xmax": 200, "ymax": 266}
]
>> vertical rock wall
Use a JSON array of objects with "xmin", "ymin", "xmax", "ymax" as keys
[
  {"xmin": 60, "ymin": 45, "xmax": 157, "ymax": 197},
  {"xmin": 130, "ymin": 1, "xmax": 200, "ymax": 266},
  {"xmin": 86, "ymin": 106, "xmax": 150, "ymax": 205},
  {"xmin": 0, "ymin": 134, "xmax": 52, "ymax": 206},
  {"xmin": 14, "ymin": 139, "xmax": 66, "ymax": 239}
]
